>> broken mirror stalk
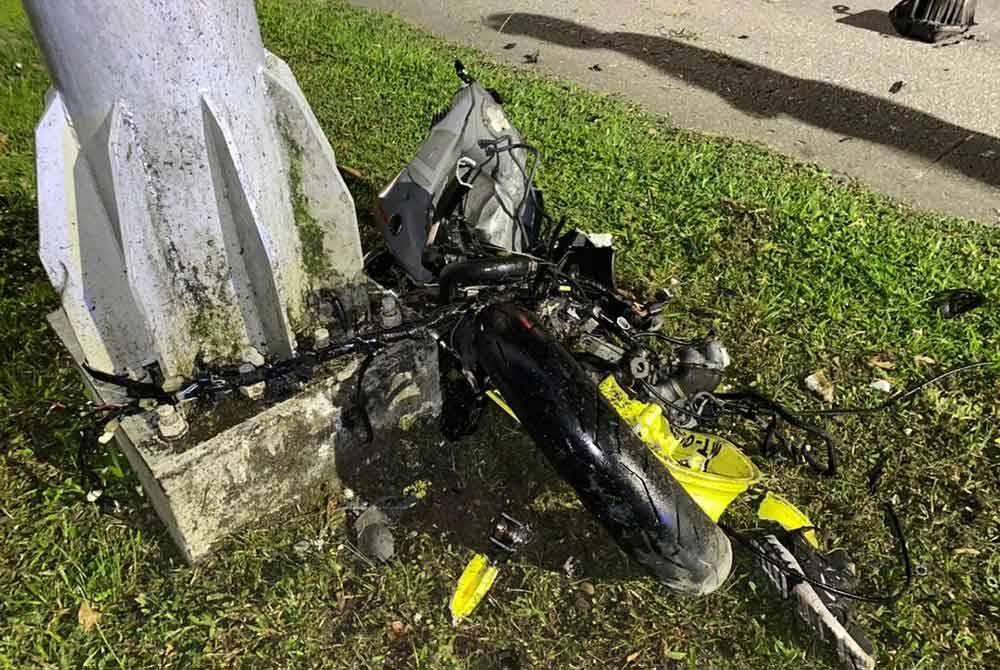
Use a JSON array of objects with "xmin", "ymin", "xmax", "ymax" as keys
[{"xmin": 25, "ymin": 0, "xmax": 440, "ymax": 562}]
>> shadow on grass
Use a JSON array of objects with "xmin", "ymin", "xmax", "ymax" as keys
[
  {"xmin": 483, "ymin": 12, "xmax": 1000, "ymax": 188},
  {"xmin": 338, "ymin": 412, "xmax": 647, "ymax": 581},
  {"xmin": 336, "ymin": 414, "xmax": 839, "ymax": 664},
  {"xmin": 340, "ymin": 169, "xmax": 384, "ymax": 253}
]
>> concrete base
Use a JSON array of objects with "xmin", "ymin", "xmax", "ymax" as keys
[{"xmin": 50, "ymin": 308, "xmax": 441, "ymax": 563}]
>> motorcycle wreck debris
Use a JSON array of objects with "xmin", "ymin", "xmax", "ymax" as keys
[
  {"xmin": 79, "ymin": 59, "xmax": 992, "ymax": 670},
  {"xmin": 372, "ymin": 60, "xmax": 920, "ymax": 670}
]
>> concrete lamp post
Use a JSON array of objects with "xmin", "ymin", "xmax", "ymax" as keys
[{"xmin": 24, "ymin": 0, "xmax": 440, "ymax": 562}]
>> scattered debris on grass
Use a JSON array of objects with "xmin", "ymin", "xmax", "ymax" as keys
[
  {"xmin": 953, "ymin": 547, "xmax": 980, "ymax": 556},
  {"xmin": 338, "ymin": 164, "xmax": 363, "ymax": 180},
  {"xmin": 805, "ymin": 370, "xmax": 835, "ymax": 403},
  {"xmin": 868, "ymin": 353, "xmax": 896, "ymax": 370},
  {"xmin": 930, "ymin": 288, "xmax": 986, "ymax": 318},
  {"xmin": 354, "ymin": 504, "xmax": 394, "ymax": 561},
  {"xmin": 387, "ymin": 620, "xmax": 415, "ymax": 641},
  {"xmin": 870, "ymin": 379, "xmax": 893, "ymax": 393},
  {"xmin": 77, "ymin": 601, "xmax": 102, "ymax": 633}
]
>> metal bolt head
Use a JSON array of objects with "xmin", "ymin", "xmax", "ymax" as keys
[
  {"xmin": 155, "ymin": 403, "xmax": 188, "ymax": 440},
  {"xmin": 629, "ymin": 356, "xmax": 650, "ymax": 379},
  {"xmin": 162, "ymin": 375, "xmax": 185, "ymax": 393},
  {"xmin": 380, "ymin": 294, "xmax": 402, "ymax": 328},
  {"xmin": 313, "ymin": 327, "xmax": 330, "ymax": 349},
  {"xmin": 240, "ymin": 347, "xmax": 266, "ymax": 368},
  {"xmin": 238, "ymin": 382, "xmax": 266, "ymax": 401}
]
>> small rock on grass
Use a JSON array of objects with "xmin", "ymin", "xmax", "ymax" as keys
[
  {"xmin": 356, "ymin": 506, "xmax": 394, "ymax": 561},
  {"xmin": 388, "ymin": 620, "xmax": 414, "ymax": 641},
  {"xmin": 870, "ymin": 379, "xmax": 893, "ymax": 393},
  {"xmin": 78, "ymin": 601, "xmax": 102, "ymax": 633},
  {"xmin": 805, "ymin": 370, "xmax": 835, "ymax": 403},
  {"xmin": 868, "ymin": 353, "xmax": 896, "ymax": 370}
]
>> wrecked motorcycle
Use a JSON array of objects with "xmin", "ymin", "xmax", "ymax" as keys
[
  {"xmin": 79, "ymin": 59, "xmax": 939, "ymax": 670},
  {"xmin": 371, "ymin": 61, "xmax": 920, "ymax": 670}
]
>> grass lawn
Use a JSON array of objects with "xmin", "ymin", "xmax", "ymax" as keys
[{"xmin": 2, "ymin": 0, "xmax": 998, "ymax": 668}]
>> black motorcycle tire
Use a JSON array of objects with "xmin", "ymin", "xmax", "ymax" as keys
[{"xmin": 470, "ymin": 303, "xmax": 732, "ymax": 595}]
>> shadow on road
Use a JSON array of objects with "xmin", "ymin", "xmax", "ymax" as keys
[
  {"xmin": 833, "ymin": 6, "xmax": 898, "ymax": 37},
  {"xmin": 484, "ymin": 12, "xmax": 1000, "ymax": 189}
]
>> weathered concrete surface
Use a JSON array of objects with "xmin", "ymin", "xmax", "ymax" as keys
[
  {"xmin": 349, "ymin": 0, "xmax": 1000, "ymax": 224},
  {"xmin": 51, "ymin": 308, "xmax": 441, "ymax": 563},
  {"xmin": 27, "ymin": 0, "xmax": 365, "ymax": 381}
]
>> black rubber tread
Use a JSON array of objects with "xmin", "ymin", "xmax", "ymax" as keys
[{"xmin": 472, "ymin": 303, "xmax": 732, "ymax": 594}]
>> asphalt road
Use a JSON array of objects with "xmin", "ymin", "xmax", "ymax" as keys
[{"xmin": 349, "ymin": 0, "xmax": 1000, "ymax": 224}]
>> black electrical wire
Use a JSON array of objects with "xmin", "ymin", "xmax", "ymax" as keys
[
  {"xmin": 700, "ymin": 361, "xmax": 995, "ymax": 476},
  {"xmin": 355, "ymin": 349, "xmax": 383, "ymax": 444},
  {"xmin": 638, "ymin": 379, "xmax": 713, "ymax": 422},
  {"xmin": 82, "ymin": 365, "xmax": 173, "ymax": 402},
  {"xmin": 631, "ymin": 331, "xmax": 706, "ymax": 347},
  {"xmin": 83, "ymin": 304, "xmax": 466, "ymax": 409},
  {"xmin": 712, "ymin": 391, "xmax": 838, "ymax": 476},
  {"xmin": 546, "ymin": 215, "xmax": 568, "ymax": 261},
  {"xmin": 331, "ymin": 295, "xmax": 353, "ymax": 337},
  {"xmin": 719, "ymin": 501, "xmax": 913, "ymax": 604},
  {"xmin": 473, "ymin": 136, "xmax": 541, "ymax": 250}
]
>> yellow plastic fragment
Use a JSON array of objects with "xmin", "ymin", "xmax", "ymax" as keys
[
  {"xmin": 757, "ymin": 491, "xmax": 819, "ymax": 548},
  {"xmin": 450, "ymin": 553, "xmax": 499, "ymax": 625},
  {"xmin": 598, "ymin": 375, "xmax": 761, "ymax": 522},
  {"xmin": 485, "ymin": 390, "xmax": 520, "ymax": 422}
]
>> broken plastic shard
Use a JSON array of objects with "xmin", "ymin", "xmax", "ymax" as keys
[
  {"xmin": 805, "ymin": 371, "xmax": 835, "ymax": 403},
  {"xmin": 870, "ymin": 379, "xmax": 893, "ymax": 393},
  {"xmin": 450, "ymin": 553, "xmax": 500, "ymax": 624},
  {"xmin": 930, "ymin": 289, "xmax": 986, "ymax": 318}
]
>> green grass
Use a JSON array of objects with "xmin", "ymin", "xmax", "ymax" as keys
[{"xmin": 2, "ymin": 1, "xmax": 999, "ymax": 668}]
